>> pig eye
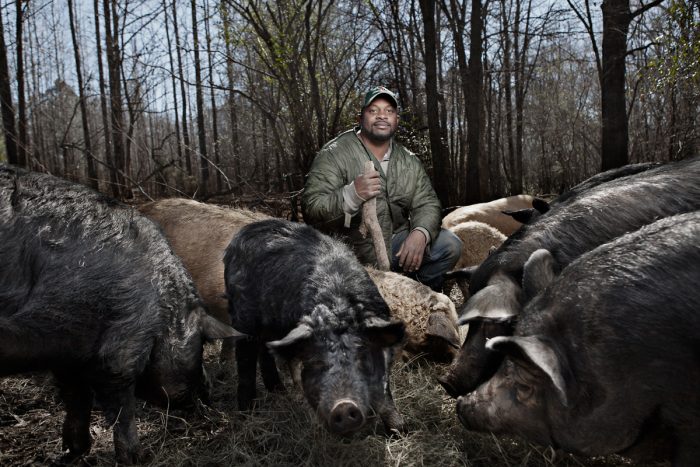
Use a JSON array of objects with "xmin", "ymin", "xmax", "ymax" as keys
[{"xmin": 515, "ymin": 383, "xmax": 534, "ymax": 402}]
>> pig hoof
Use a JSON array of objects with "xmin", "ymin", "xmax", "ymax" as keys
[
  {"xmin": 237, "ymin": 394, "xmax": 254, "ymax": 411},
  {"xmin": 238, "ymin": 397, "xmax": 254, "ymax": 411},
  {"xmin": 55, "ymin": 451, "xmax": 85, "ymax": 466},
  {"xmin": 115, "ymin": 446, "xmax": 148, "ymax": 466},
  {"xmin": 237, "ymin": 384, "xmax": 257, "ymax": 411}
]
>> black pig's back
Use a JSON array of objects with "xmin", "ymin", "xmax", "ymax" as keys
[{"xmin": 224, "ymin": 219, "xmax": 388, "ymax": 338}]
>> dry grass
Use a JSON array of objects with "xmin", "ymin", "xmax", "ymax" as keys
[
  {"xmin": 0, "ymin": 286, "xmax": 667, "ymax": 467},
  {"xmin": 0, "ymin": 343, "xmax": 666, "ymax": 467}
]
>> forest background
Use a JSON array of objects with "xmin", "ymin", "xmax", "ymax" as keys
[{"xmin": 0, "ymin": 0, "xmax": 697, "ymax": 211}]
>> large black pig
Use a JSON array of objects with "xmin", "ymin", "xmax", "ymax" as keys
[
  {"xmin": 457, "ymin": 211, "xmax": 700, "ymax": 466},
  {"xmin": 503, "ymin": 161, "xmax": 660, "ymax": 225},
  {"xmin": 224, "ymin": 218, "xmax": 406, "ymax": 435},
  {"xmin": 439, "ymin": 156, "xmax": 700, "ymax": 397},
  {"xmin": 0, "ymin": 165, "xmax": 245, "ymax": 464}
]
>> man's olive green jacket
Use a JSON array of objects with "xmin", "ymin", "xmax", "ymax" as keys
[{"xmin": 302, "ymin": 129, "xmax": 442, "ymax": 267}]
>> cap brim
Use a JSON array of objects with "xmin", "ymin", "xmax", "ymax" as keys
[{"xmin": 364, "ymin": 93, "xmax": 398, "ymax": 109}]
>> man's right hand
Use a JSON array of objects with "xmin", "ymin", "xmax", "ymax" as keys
[{"xmin": 354, "ymin": 169, "xmax": 381, "ymax": 201}]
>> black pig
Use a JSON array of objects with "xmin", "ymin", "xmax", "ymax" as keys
[
  {"xmin": 457, "ymin": 211, "xmax": 700, "ymax": 466},
  {"xmin": 0, "ymin": 165, "xmax": 245, "ymax": 464},
  {"xmin": 224, "ymin": 218, "xmax": 405, "ymax": 435},
  {"xmin": 503, "ymin": 161, "xmax": 659, "ymax": 225},
  {"xmin": 439, "ymin": 156, "xmax": 700, "ymax": 397}
]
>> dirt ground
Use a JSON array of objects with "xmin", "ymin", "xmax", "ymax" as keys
[{"xmin": 0, "ymin": 341, "xmax": 667, "ymax": 467}]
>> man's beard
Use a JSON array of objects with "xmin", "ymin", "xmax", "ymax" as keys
[{"xmin": 360, "ymin": 119, "xmax": 396, "ymax": 143}]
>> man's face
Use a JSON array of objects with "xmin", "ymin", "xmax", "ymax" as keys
[{"xmin": 359, "ymin": 97, "xmax": 399, "ymax": 143}]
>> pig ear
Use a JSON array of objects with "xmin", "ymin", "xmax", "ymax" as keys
[
  {"xmin": 502, "ymin": 208, "xmax": 536, "ymax": 224},
  {"xmin": 443, "ymin": 265, "xmax": 477, "ymax": 282},
  {"xmin": 426, "ymin": 312, "xmax": 461, "ymax": 349},
  {"xmin": 487, "ymin": 335, "xmax": 568, "ymax": 407},
  {"xmin": 196, "ymin": 309, "xmax": 247, "ymax": 341},
  {"xmin": 532, "ymin": 197, "xmax": 550, "ymax": 214},
  {"xmin": 522, "ymin": 249, "xmax": 556, "ymax": 300},
  {"xmin": 266, "ymin": 323, "xmax": 314, "ymax": 351},
  {"xmin": 201, "ymin": 316, "xmax": 247, "ymax": 341},
  {"xmin": 363, "ymin": 317, "xmax": 406, "ymax": 347},
  {"xmin": 457, "ymin": 273, "xmax": 521, "ymax": 325}
]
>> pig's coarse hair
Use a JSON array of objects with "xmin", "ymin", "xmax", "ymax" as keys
[
  {"xmin": 469, "ymin": 156, "xmax": 700, "ymax": 296},
  {"xmin": 225, "ymin": 218, "xmax": 391, "ymax": 339}
]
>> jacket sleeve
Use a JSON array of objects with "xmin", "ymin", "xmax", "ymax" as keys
[
  {"xmin": 301, "ymin": 148, "xmax": 349, "ymax": 231},
  {"xmin": 408, "ymin": 159, "xmax": 442, "ymax": 243}
]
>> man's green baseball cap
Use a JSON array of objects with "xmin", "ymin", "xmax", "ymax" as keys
[{"xmin": 362, "ymin": 86, "xmax": 399, "ymax": 109}]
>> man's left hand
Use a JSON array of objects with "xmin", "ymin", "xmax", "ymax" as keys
[{"xmin": 396, "ymin": 230, "xmax": 428, "ymax": 273}]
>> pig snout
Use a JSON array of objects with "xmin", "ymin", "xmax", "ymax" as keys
[
  {"xmin": 438, "ymin": 319, "xmax": 513, "ymax": 398},
  {"xmin": 456, "ymin": 393, "xmax": 491, "ymax": 432},
  {"xmin": 437, "ymin": 356, "xmax": 497, "ymax": 399},
  {"xmin": 436, "ymin": 372, "xmax": 461, "ymax": 399},
  {"xmin": 328, "ymin": 399, "xmax": 366, "ymax": 434}
]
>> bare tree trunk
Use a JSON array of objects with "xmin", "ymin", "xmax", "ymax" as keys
[
  {"xmin": 68, "ymin": 0, "xmax": 98, "ymax": 189},
  {"xmin": 419, "ymin": 0, "xmax": 451, "ymax": 206},
  {"xmin": 162, "ymin": 0, "xmax": 183, "ymax": 172},
  {"xmin": 408, "ymin": 0, "xmax": 421, "ymax": 116},
  {"xmin": 121, "ymin": 56, "xmax": 139, "ymax": 184},
  {"xmin": 16, "ymin": 0, "xmax": 29, "ymax": 167},
  {"xmin": 103, "ymin": 0, "xmax": 127, "ymax": 197},
  {"xmin": 172, "ymin": 0, "xmax": 193, "ymax": 176},
  {"xmin": 441, "ymin": 0, "xmax": 486, "ymax": 203},
  {"xmin": 513, "ymin": 0, "xmax": 532, "ymax": 195},
  {"xmin": 304, "ymin": 0, "xmax": 326, "ymax": 149},
  {"xmin": 191, "ymin": 0, "xmax": 209, "ymax": 196},
  {"xmin": 389, "ymin": 0, "xmax": 409, "ymax": 105},
  {"xmin": 466, "ymin": 0, "xmax": 486, "ymax": 202},
  {"xmin": 221, "ymin": 5, "xmax": 241, "ymax": 194},
  {"xmin": 26, "ymin": 18, "xmax": 45, "ymax": 170},
  {"xmin": 94, "ymin": 0, "xmax": 117, "ymax": 196},
  {"xmin": 600, "ymin": 0, "xmax": 630, "ymax": 170},
  {"xmin": 204, "ymin": 1, "xmax": 221, "ymax": 192},
  {"xmin": 569, "ymin": 0, "xmax": 663, "ymax": 171},
  {"xmin": 500, "ymin": 0, "xmax": 516, "ymax": 193},
  {"xmin": 442, "ymin": 0, "xmax": 468, "ymax": 201},
  {"xmin": 0, "ymin": 5, "xmax": 18, "ymax": 166},
  {"xmin": 600, "ymin": 0, "xmax": 664, "ymax": 170},
  {"xmin": 436, "ymin": 6, "xmax": 449, "ymax": 182}
]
